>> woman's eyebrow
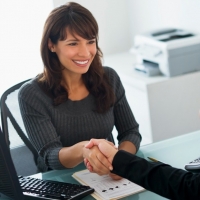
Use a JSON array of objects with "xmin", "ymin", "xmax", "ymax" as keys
[
  {"xmin": 65, "ymin": 38, "xmax": 79, "ymax": 42},
  {"xmin": 64, "ymin": 37, "xmax": 96, "ymax": 42}
]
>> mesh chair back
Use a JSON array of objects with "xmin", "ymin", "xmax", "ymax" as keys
[{"xmin": 0, "ymin": 79, "xmax": 38, "ymax": 167}]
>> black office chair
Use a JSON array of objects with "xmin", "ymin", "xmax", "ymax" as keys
[{"xmin": 0, "ymin": 79, "xmax": 39, "ymax": 176}]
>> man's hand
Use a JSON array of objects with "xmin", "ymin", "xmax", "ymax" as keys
[
  {"xmin": 85, "ymin": 139, "xmax": 118, "ymax": 163},
  {"xmin": 82, "ymin": 140, "xmax": 116, "ymax": 175},
  {"xmin": 84, "ymin": 139, "xmax": 118, "ymax": 172},
  {"xmin": 84, "ymin": 157, "xmax": 122, "ymax": 180}
]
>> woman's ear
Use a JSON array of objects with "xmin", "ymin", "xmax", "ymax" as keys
[{"xmin": 48, "ymin": 38, "xmax": 55, "ymax": 52}]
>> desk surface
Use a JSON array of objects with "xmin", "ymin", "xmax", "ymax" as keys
[{"xmin": 30, "ymin": 130, "xmax": 200, "ymax": 200}]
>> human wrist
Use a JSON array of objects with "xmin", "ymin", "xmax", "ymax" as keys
[
  {"xmin": 81, "ymin": 141, "xmax": 90, "ymax": 158},
  {"xmin": 118, "ymin": 141, "xmax": 137, "ymax": 154},
  {"xmin": 107, "ymin": 149, "xmax": 118, "ymax": 164}
]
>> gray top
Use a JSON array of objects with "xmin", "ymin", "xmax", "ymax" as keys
[{"xmin": 18, "ymin": 67, "xmax": 141, "ymax": 171}]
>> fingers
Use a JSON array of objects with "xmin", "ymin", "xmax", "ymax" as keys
[
  {"xmin": 84, "ymin": 138, "xmax": 118, "ymax": 175},
  {"xmin": 88, "ymin": 148, "xmax": 111, "ymax": 174},
  {"xmin": 85, "ymin": 139, "xmax": 116, "ymax": 149},
  {"xmin": 109, "ymin": 173, "xmax": 123, "ymax": 180},
  {"xmin": 85, "ymin": 139, "xmax": 117, "ymax": 158},
  {"xmin": 85, "ymin": 157, "xmax": 112, "ymax": 174},
  {"xmin": 96, "ymin": 152, "xmax": 113, "ymax": 171},
  {"xmin": 84, "ymin": 158, "xmax": 89, "ymax": 168},
  {"xmin": 105, "ymin": 140, "xmax": 117, "ymax": 149},
  {"xmin": 84, "ymin": 158, "xmax": 93, "ymax": 172},
  {"xmin": 84, "ymin": 138, "xmax": 101, "ymax": 148},
  {"xmin": 84, "ymin": 146, "xmax": 112, "ymax": 175}
]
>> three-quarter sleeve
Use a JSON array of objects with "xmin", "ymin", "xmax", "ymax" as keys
[
  {"xmin": 18, "ymin": 82, "xmax": 65, "ymax": 171},
  {"xmin": 104, "ymin": 67, "xmax": 142, "ymax": 151}
]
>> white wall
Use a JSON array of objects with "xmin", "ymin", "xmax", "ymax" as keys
[
  {"xmin": 1, "ymin": 0, "xmax": 200, "ymax": 94},
  {"xmin": 53, "ymin": 0, "xmax": 200, "ymax": 55},
  {"xmin": 179, "ymin": 0, "xmax": 200, "ymax": 33},
  {"xmin": 127, "ymin": 0, "xmax": 182, "ymax": 44},
  {"xmin": 53, "ymin": 0, "xmax": 132, "ymax": 55},
  {"xmin": 0, "ymin": 0, "xmax": 53, "ymax": 96},
  {"xmin": 127, "ymin": 0, "xmax": 200, "ymax": 44}
]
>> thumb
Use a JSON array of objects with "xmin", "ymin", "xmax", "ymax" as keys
[{"xmin": 85, "ymin": 139, "xmax": 100, "ymax": 149}]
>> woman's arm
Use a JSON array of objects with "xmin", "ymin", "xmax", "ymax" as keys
[
  {"xmin": 18, "ymin": 85, "xmax": 111, "ymax": 173},
  {"xmin": 106, "ymin": 67, "xmax": 141, "ymax": 178},
  {"xmin": 106, "ymin": 67, "xmax": 141, "ymax": 151},
  {"xmin": 118, "ymin": 141, "xmax": 136, "ymax": 154},
  {"xmin": 59, "ymin": 141, "xmax": 111, "ymax": 175}
]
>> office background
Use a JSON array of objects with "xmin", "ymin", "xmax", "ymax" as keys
[
  {"xmin": 53, "ymin": 0, "xmax": 200, "ymax": 54},
  {"xmin": 1, "ymin": 0, "xmax": 200, "ymax": 142},
  {"xmin": 1, "ymin": 0, "xmax": 200, "ymax": 94}
]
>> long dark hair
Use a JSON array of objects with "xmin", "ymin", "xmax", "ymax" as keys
[{"xmin": 39, "ymin": 2, "xmax": 114, "ymax": 113}]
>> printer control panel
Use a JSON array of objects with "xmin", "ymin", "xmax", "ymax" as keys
[{"xmin": 151, "ymin": 28, "xmax": 194, "ymax": 42}]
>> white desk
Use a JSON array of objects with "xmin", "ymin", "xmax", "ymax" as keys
[{"xmin": 104, "ymin": 52, "xmax": 200, "ymax": 144}]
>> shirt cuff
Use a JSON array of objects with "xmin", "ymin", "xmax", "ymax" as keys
[
  {"xmin": 119, "ymin": 132, "xmax": 141, "ymax": 152},
  {"xmin": 111, "ymin": 150, "xmax": 134, "ymax": 175}
]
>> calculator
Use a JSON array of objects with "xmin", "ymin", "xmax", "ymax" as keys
[{"xmin": 185, "ymin": 157, "xmax": 200, "ymax": 172}]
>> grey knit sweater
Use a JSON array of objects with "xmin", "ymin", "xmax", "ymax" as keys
[{"xmin": 18, "ymin": 67, "xmax": 141, "ymax": 171}]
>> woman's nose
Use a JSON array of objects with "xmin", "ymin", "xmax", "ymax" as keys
[{"xmin": 78, "ymin": 44, "xmax": 90, "ymax": 57}]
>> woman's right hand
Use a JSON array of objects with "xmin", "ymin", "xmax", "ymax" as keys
[{"xmin": 83, "ymin": 140, "xmax": 115, "ymax": 175}]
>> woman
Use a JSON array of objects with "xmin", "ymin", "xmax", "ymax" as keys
[{"xmin": 18, "ymin": 2, "xmax": 141, "ymax": 179}]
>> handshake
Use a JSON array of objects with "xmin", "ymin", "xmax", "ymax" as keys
[
  {"xmin": 84, "ymin": 139, "xmax": 120, "ymax": 180},
  {"xmin": 83, "ymin": 139, "xmax": 197, "ymax": 200}
]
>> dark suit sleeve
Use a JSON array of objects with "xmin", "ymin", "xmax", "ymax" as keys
[{"xmin": 111, "ymin": 150, "xmax": 200, "ymax": 200}]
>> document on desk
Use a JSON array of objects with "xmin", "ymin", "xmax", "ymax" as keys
[{"xmin": 72, "ymin": 169, "xmax": 145, "ymax": 200}]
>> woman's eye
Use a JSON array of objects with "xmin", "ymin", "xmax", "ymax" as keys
[
  {"xmin": 68, "ymin": 42, "xmax": 77, "ymax": 46},
  {"xmin": 88, "ymin": 40, "xmax": 95, "ymax": 44}
]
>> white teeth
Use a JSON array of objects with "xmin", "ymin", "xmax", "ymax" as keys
[{"xmin": 74, "ymin": 60, "xmax": 89, "ymax": 64}]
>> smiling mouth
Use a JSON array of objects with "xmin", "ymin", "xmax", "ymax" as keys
[{"xmin": 73, "ymin": 60, "xmax": 89, "ymax": 65}]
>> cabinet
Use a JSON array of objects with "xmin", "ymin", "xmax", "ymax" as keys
[{"xmin": 104, "ymin": 52, "xmax": 200, "ymax": 145}]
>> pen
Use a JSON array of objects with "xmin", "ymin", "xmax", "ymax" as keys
[{"xmin": 147, "ymin": 157, "xmax": 165, "ymax": 164}]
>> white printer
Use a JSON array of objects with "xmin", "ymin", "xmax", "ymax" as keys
[{"xmin": 131, "ymin": 28, "xmax": 200, "ymax": 77}]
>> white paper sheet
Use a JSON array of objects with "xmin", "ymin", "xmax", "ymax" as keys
[{"xmin": 73, "ymin": 169, "xmax": 145, "ymax": 200}]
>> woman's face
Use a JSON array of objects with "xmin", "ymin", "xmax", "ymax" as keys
[{"xmin": 50, "ymin": 29, "xmax": 97, "ymax": 76}]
